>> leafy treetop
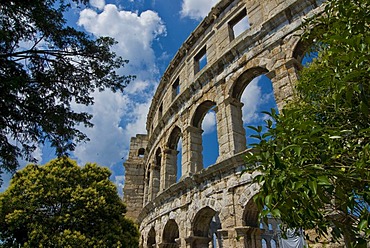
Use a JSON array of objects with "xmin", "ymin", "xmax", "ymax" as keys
[
  {"xmin": 0, "ymin": 0, "xmax": 134, "ymax": 179},
  {"xmin": 0, "ymin": 157, "xmax": 139, "ymax": 247}
]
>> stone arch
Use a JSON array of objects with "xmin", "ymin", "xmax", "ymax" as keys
[
  {"xmin": 262, "ymin": 238, "xmax": 268, "ymax": 248},
  {"xmin": 192, "ymin": 207, "xmax": 217, "ymax": 237},
  {"xmin": 144, "ymin": 165, "xmax": 151, "ymax": 203},
  {"xmin": 162, "ymin": 219, "xmax": 180, "ymax": 247},
  {"xmin": 156, "ymin": 147, "xmax": 162, "ymax": 167},
  {"xmin": 191, "ymin": 100, "xmax": 217, "ymax": 128},
  {"xmin": 138, "ymin": 147, "xmax": 145, "ymax": 157},
  {"xmin": 231, "ymin": 67, "xmax": 269, "ymax": 101},
  {"xmin": 167, "ymin": 126, "xmax": 182, "ymax": 149},
  {"xmin": 189, "ymin": 206, "xmax": 221, "ymax": 247},
  {"xmin": 148, "ymin": 147, "xmax": 161, "ymax": 199},
  {"xmin": 191, "ymin": 100, "xmax": 219, "ymax": 168},
  {"xmin": 271, "ymin": 239, "xmax": 277, "ymax": 248},
  {"xmin": 292, "ymin": 38, "xmax": 310, "ymax": 63},
  {"xmin": 163, "ymin": 126, "xmax": 183, "ymax": 188},
  {"xmin": 242, "ymin": 198, "xmax": 259, "ymax": 227},
  {"xmin": 292, "ymin": 36, "xmax": 317, "ymax": 67},
  {"xmin": 147, "ymin": 226, "xmax": 156, "ymax": 248},
  {"xmin": 227, "ymin": 66, "xmax": 277, "ymax": 147}
]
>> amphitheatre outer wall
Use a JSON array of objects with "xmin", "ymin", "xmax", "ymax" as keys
[{"xmin": 123, "ymin": 0, "xmax": 328, "ymax": 247}]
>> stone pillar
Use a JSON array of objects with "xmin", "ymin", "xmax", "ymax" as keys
[
  {"xmin": 143, "ymin": 167, "xmax": 150, "ymax": 206},
  {"xmin": 185, "ymin": 236, "xmax": 212, "ymax": 248},
  {"xmin": 235, "ymin": 226, "xmax": 263, "ymax": 248},
  {"xmin": 182, "ymin": 126, "xmax": 203, "ymax": 177},
  {"xmin": 122, "ymin": 161, "xmax": 145, "ymax": 220},
  {"xmin": 161, "ymin": 147, "xmax": 178, "ymax": 191},
  {"xmin": 216, "ymin": 97, "xmax": 246, "ymax": 161},
  {"xmin": 148, "ymin": 162, "xmax": 160, "ymax": 201},
  {"xmin": 216, "ymin": 229, "xmax": 232, "ymax": 247},
  {"xmin": 271, "ymin": 59, "xmax": 301, "ymax": 111}
]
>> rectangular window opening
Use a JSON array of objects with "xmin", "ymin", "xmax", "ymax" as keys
[
  {"xmin": 229, "ymin": 8, "xmax": 250, "ymax": 40},
  {"xmin": 158, "ymin": 103, "xmax": 163, "ymax": 119},
  {"xmin": 172, "ymin": 78, "xmax": 180, "ymax": 100},
  {"xmin": 194, "ymin": 46, "xmax": 207, "ymax": 74}
]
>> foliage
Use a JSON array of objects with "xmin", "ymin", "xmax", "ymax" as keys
[
  {"xmin": 0, "ymin": 0, "xmax": 134, "ymax": 179},
  {"xmin": 0, "ymin": 158, "xmax": 139, "ymax": 247},
  {"xmin": 245, "ymin": 0, "xmax": 370, "ymax": 246}
]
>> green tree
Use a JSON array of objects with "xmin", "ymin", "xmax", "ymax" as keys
[
  {"xmin": 0, "ymin": 0, "xmax": 134, "ymax": 179},
  {"xmin": 245, "ymin": 0, "xmax": 369, "ymax": 246},
  {"xmin": 0, "ymin": 157, "xmax": 139, "ymax": 247}
]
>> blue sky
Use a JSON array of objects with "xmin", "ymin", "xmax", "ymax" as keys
[{"xmin": 1, "ymin": 0, "xmax": 278, "ymax": 195}]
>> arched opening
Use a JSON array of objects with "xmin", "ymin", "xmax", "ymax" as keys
[
  {"xmin": 162, "ymin": 219, "xmax": 179, "ymax": 247},
  {"xmin": 176, "ymin": 137, "xmax": 182, "ymax": 181},
  {"xmin": 192, "ymin": 207, "xmax": 221, "ymax": 247},
  {"xmin": 167, "ymin": 126, "xmax": 183, "ymax": 182},
  {"xmin": 147, "ymin": 227, "xmax": 156, "ymax": 248},
  {"xmin": 201, "ymin": 109, "xmax": 218, "ymax": 168},
  {"xmin": 271, "ymin": 239, "xmax": 277, "ymax": 248},
  {"xmin": 230, "ymin": 68, "xmax": 278, "ymax": 147},
  {"xmin": 151, "ymin": 148, "xmax": 161, "ymax": 198},
  {"xmin": 268, "ymin": 223, "xmax": 273, "ymax": 231},
  {"xmin": 293, "ymin": 39, "xmax": 317, "ymax": 67},
  {"xmin": 243, "ymin": 198, "xmax": 259, "ymax": 227},
  {"xmin": 192, "ymin": 100, "xmax": 219, "ymax": 168},
  {"xmin": 237, "ymin": 72, "xmax": 278, "ymax": 146},
  {"xmin": 138, "ymin": 148, "xmax": 145, "ymax": 158},
  {"xmin": 144, "ymin": 166, "xmax": 151, "ymax": 204},
  {"xmin": 262, "ymin": 238, "xmax": 268, "ymax": 248}
]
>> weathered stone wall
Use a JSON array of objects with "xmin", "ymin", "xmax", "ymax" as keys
[
  {"xmin": 123, "ymin": 0, "xmax": 329, "ymax": 247},
  {"xmin": 123, "ymin": 134, "xmax": 148, "ymax": 220}
]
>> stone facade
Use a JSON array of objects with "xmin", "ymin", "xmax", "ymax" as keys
[{"xmin": 123, "ymin": 0, "xmax": 329, "ymax": 247}]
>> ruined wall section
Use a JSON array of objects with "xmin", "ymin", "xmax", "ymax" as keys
[{"xmin": 123, "ymin": 134, "xmax": 148, "ymax": 220}]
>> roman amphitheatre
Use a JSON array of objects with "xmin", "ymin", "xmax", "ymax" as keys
[{"xmin": 123, "ymin": 0, "xmax": 329, "ymax": 247}]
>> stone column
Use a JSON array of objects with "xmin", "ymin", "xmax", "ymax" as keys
[
  {"xmin": 148, "ymin": 161, "xmax": 160, "ymax": 201},
  {"xmin": 216, "ymin": 229, "xmax": 232, "ymax": 247},
  {"xmin": 216, "ymin": 97, "xmax": 246, "ymax": 161},
  {"xmin": 235, "ymin": 226, "xmax": 263, "ymax": 248},
  {"xmin": 161, "ymin": 147, "xmax": 178, "ymax": 191},
  {"xmin": 143, "ymin": 167, "xmax": 149, "ymax": 206},
  {"xmin": 182, "ymin": 126, "xmax": 203, "ymax": 178},
  {"xmin": 185, "ymin": 236, "xmax": 212, "ymax": 248},
  {"xmin": 270, "ymin": 59, "xmax": 301, "ymax": 111}
]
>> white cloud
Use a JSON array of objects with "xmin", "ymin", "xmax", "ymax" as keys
[
  {"xmin": 122, "ymin": 99, "xmax": 152, "ymax": 138},
  {"xmin": 89, "ymin": 0, "xmax": 105, "ymax": 10},
  {"xmin": 180, "ymin": 0, "xmax": 220, "ymax": 20},
  {"xmin": 114, "ymin": 175, "xmax": 125, "ymax": 197},
  {"xmin": 241, "ymin": 76, "xmax": 274, "ymax": 124},
  {"xmin": 72, "ymin": 90, "xmax": 130, "ymax": 167},
  {"xmin": 241, "ymin": 79, "xmax": 261, "ymax": 123},
  {"xmin": 70, "ymin": 4, "xmax": 166, "ymax": 178},
  {"xmin": 78, "ymin": 4, "xmax": 166, "ymax": 79},
  {"xmin": 202, "ymin": 111, "xmax": 216, "ymax": 134}
]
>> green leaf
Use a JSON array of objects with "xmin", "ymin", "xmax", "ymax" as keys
[
  {"xmin": 247, "ymin": 125, "xmax": 259, "ymax": 132},
  {"xmin": 265, "ymin": 195, "xmax": 272, "ymax": 207},
  {"xmin": 317, "ymin": 176, "xmax": 331, "ymax": 186},
  {"xmin": 329, "ymin": 136, "xmax": 342, "ymax": 139},
  {"xmin": 271, "ymin": 208, "xmax": 281, "ymax": 218},
  {"xmin": 308, "ymin": 180, "xmax": 318, "ymax": 195},
  {"xmin": 358, "ymin": 220, "xmax": 368, "ymax": 231}
]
